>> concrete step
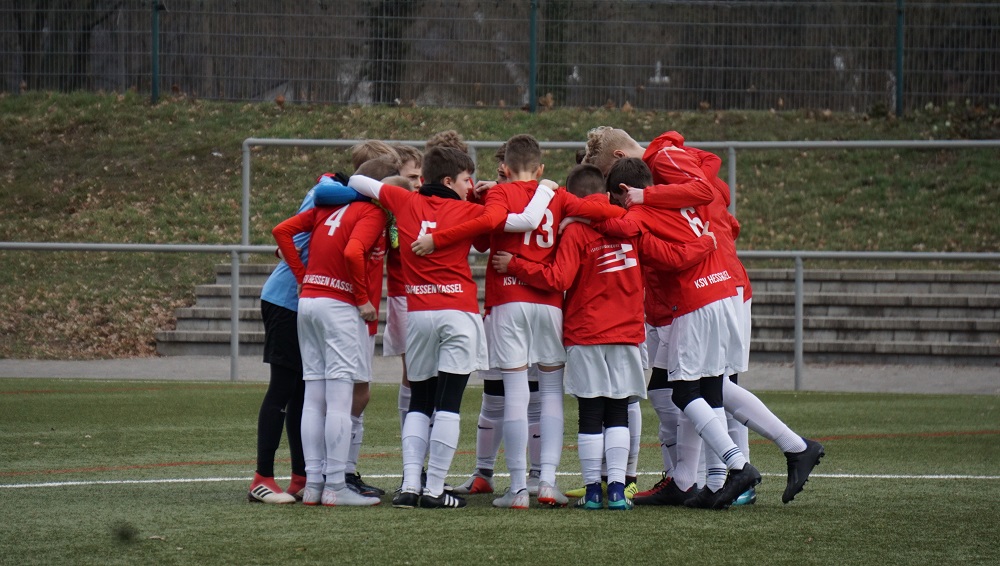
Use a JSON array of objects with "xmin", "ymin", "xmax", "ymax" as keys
[
  {"xmin": 749, "ymin": 338, "xmax": 1000, "ymax": 366},
  {"xmin": 745, "ymin": 269, "xmax": 1000, "ymax": 295},
  {"xmin": 750, "ymin": 292, "xmax": 1000, "ymax": 319},
  {"xmin": 752, "ymin": 315, "xmax": 1000, "ymax": 343},
  {"xmin": 155, "ymin": 329, "xmax": 389, "ymax": 356}
]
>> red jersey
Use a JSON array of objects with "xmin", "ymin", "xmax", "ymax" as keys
[
  {"xmin": 385, "ymin": 246, "xmax": 405, "ymax": 297},
  {"xmin": 365, "ymin": 231, "xmax": 387, "ymax": 335},
  {"xmin": 506, "ymin": 220, "xmax": 645, "ymax": 347},
  {"xmin": 375, "ymin": 183, "xmax": 485, "ymax": 314},
  {"xmin": 639, "ymin": 233, "xmax": 717, "ymax": 327},
  {"xmin": 272, "ymin": 202, "xmax": 387, "ymax": 306}
]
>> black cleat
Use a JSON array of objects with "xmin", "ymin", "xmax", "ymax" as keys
[
  {"xmin": 684, "ymin": 486, "xmax": 725, "ymax": 510},
  {"xmin": 632, "ymin": 476, "xmax": 694, "ymax": 506},
  {"xmin": 714, "ymin": 463, "xmax": 762, "ymax": 510},
  {"xmin": 783, "ymin": 438, "xmax": 825, "ymax": 503},
  {"xmin": 391, "ymin": 490, "xmax": 420, "ymax": 509},
  {"xmin": 346, "ymin": 472, "xmax": 385, "ymax": 497},
  {"xmin": 418, "ymin": 491, "xmax": 467, "ymax": 509}
]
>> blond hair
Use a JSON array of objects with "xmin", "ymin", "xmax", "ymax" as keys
[
  {"xmin": 392, "ymin": 143, "xmax": 423, "ymax": 168},
  {"xmin": 351, "ymin": 140, "xmax": 398, "ymax": 170},
  {"xmin": 381, "ymin": 175, "xmax": 414, "ymax": 191},
  {"xmin": 583, "ymin": 126, "xmax": 638, "ymax": 175}
]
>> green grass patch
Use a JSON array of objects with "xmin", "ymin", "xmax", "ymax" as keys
[{"xmin": 0, "ymin": 380, "xmax": 998, "ymax": 565}]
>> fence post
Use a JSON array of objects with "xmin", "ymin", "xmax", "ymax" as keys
[
  {"xmin": 794, "ymin": 256, "xmax": 804, "ymax": 390},
  {"xmin": 150, "ymin": 0, "xmax": 160, "ymax": 104},
  {"xmin": 896, "ymin": 0, "xmax": 905, "ymax": 117},
  {"xmin": 528, "ymin": 0, "xmax": 538, "ymax": 113},
  {"xmin": 727, "ymin": 146, "xmax": 737, "ymax": 215},
  {"xmin": 241, "ymin": 139, "xmax": 252, "ymax": 263},
  {"xmin": 230, "ymin": 250, "xmax": 240, "ymax": 381}
]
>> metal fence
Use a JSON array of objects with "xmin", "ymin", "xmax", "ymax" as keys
[{"xmin": 2, "ymin": 1, "xmax": 998, "ymax": 113}]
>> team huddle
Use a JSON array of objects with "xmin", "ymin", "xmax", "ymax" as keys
[{"xmin": 248, "ymin": 127, "xmax": 825, "ymax": 510}]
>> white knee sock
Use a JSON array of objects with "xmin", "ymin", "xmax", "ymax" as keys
[
  {"xmin": 323, "ymin": 379, "xmax": 354, "ymax": 489},
  {"xmin": 537, "ymin": 368, "xmax": 565, "ymax": 485},
  {"xmin": 426, "ymin": 411, "xmax": 461, "ymax": 497},
  {"xmin": 301, "ymin": 380, "xmax": 327, "ymax": 485},
  {"xmin": 728, "ymin": 410, "xmax": 750, "ymax": 462},
  {"xmin": 397, "ymin": 384, "xmax": 410, "ymax": 431},
  {"xmin": 723, "ymin": 378, "xmax": 806, "ymax": 453},
  {"xmin": 682, "ymin": 397, "xmax": 747, "ymax": 471},
  {"xmin": 577, "ymin": 433, "xmax": 604, "ymax": 485},
  {"xmin": 346, "ymin": 413, "xmax": 363, "ymax": 475},
  {"xmin": 648, "ymin": 388, "xmax": 679, "ymax": 475},
  {"xmin": 673, "ymin": 414, "xmax": 702, "ymax": 491},
  {"xmin": 501, "ymin": 370, "xmax": 530, "ymax": 492},
  {"xmin": 401, "ymin": 411, "xmax": 430, "ymax": 493},
  {"xmin": 627, "ymin": 401, "xmax": 642, "ymax": 479},
  {"xmin": 704, "ymin": 408, "xmax": 729, "ymax": 491},
  {"xmin": 528, "ymin": 388, "xmax": 542, "ymax": 473},
  {"xmin": 476, "ymin": 392, "xmax": 505, "ymax": 472},
  {"xmin": 604, "ymin": 426, "xmax": 630, "ymax": 486}
]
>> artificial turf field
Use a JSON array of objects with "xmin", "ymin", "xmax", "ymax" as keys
[{"xmin": 0, "ymin": 379, "xmax": 997, "ymax": 565}]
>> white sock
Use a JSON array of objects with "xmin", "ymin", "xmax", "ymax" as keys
[
  {"xmin": 476, "ymin": 392, "xmax": 504, "ymax": 472},
  {"xmin": 626, "ymin": 401, "xmax": 642, "ymax": 478},
  {"xmin": 537, "ymin": 368, "xmax": 565, "ymax": 485},
  {"xmin": 397, "ymin": 384, "xmax": 411, "ymax": 431},
  {"xmin": 682, "ymin": 397, "xmax": 747, "ymax": 471},
  {"xmin": 346, "ymin": 413, "xmax": 363, "ymax": 475},
  {"xmin": 704, "ymin": 408, "xmax": 729, "ymax": 491},
  {"xmin": 674, "ymin": 414, "xmax": 702, "ymax": 491},
  {"xmin": 401, "ymin": 411, "xmax": 430, "ymax": 492},
  {"xmin": 501, "ymin": 370, "xmax": 530, "ymax": 492},
  {"xmin": 648, "ymin": 388, "xmax": 679, "ymax": 475},
  {"xmin": 426, "ymin": 411, "xmax": 461, "ymax": 497},
  {"xmin": 322, "ymin": 379, "xmax": 354, "ymax": 490},
  {"xmin": 604, "ymin": 426, "xmax": 630, "ymax": 486},
  {"xmin": 301, "ymin": 380, "xmax": 327, "ymax": 485},
  {"xmin": 728, "ymin": 410, "xmax": 750, "ymax": 462},
  {"xmin": 528, "ymin": 388, "xmax": 542, "ymax": 473},
  {"xmin": 577, "ymin": 433, "xmax": 604, "ymax": 485},
  {"xmin": 723, "ymin": 378, "xmax": 807, "ymax": 453}
]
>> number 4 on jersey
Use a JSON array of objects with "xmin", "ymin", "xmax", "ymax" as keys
[{"xmin": 324, "ymin": 205, "xmax": 350, "ymax": 236}]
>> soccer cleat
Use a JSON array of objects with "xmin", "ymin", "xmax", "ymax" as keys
[
  {"xmin": 633, "ymin": 473, "xmax": 672, "ymax": 499},
  {"xmin": 536, "ymin": 481, "xmax": 569, "ymax": 507},
  {"xmin": 632, "ymin": 476, "xmax": 694, "ymax": 506},
  {"xmin": 565, "ymin": 481, "xmax": 606, "ymax": 498},
  {"xmin": 733, "ymin": 486, "xmax": 757, "ymax": 506},
  {"xmin": 321, "ymin": 486, "xmax": 381, "ymax": 507},
  {"xmin": 684, "ymin": 486, "xmax": 724, "ymax": 510},
  {"xmin": 714, "ymin": 463, "xmax": 763, "ymax": 510},
  {"xmin": 248, "ymin": 473, "xmax": 296, "ymax": 504},
  {"xmin": 391, "ymin": 489, "xmax": 420, "ymax": 509},
  {"xmin": 624, "ymin": 481, "xmax": 639, "ymax": 500},
  {"xmin": 345, "ymin": 472, "xmax": 385, "ymax": 497},
  {"xmin": 606, "ymin": 482, "xmax": 634, "ymax": 511},
  {"xmin": 419, "ymin": 468, "xmax": 454, "ymax": 493},
  {"xmin": 301, "ymin": 484, "xmax": 323, "ymax": 506},
  {"xmin": 419, "ymin": 491, "xmax": 467, "ymax": 509},
  {"xmin": 492, "ymin": 488, "xmax": 530, "ymax": 509},
  {"xmin": 574, "ymin": 482, "xmax": 604, "ymax": 510},
  {"xmin": 526, "ymin": 469, "xmax": 542, "ymax": 496},
  {"xmin": 286, "ymin": 473, "xmax": 307, "ymax": 502},
  {"xmin": 783, "ymin": 438, "xmax": 825, "ymax": 504},
  {"xmin": 451, "ymin": 471, "xmax": 495, "ymax": 495}
]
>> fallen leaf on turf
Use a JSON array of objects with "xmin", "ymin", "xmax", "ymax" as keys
[{"xmin": 149, "ymin": 536, "xmax": 167, "ymax": 541}]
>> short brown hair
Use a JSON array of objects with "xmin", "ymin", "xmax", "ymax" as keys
[
  {"xmin": 422, "ymin": 146, "xmax": 475, "ymax": 185},
  {"xmin": 355, "ymin": 154, "xmax": 400, "ymax": 181},
  {"xmin": 606, "ymin": 158, "xmax": 653, "ymax": 196},
  {"xmin": 583, "ymin": 126, "xmax": 637, "ymax": 175},
  {"xmin": 565, "ymin": 164, "xmax": 606, "ymax": 198},
  {"xmin": 351, "ymin": 140, "xmax": 398, "ymax": 170},
  {"xmin": 393, "ymin": 144, "xmax": 423, "ymax": 168},
  {"xmin": 381, "ymin": 175, "xmax": 414, "ymax": 191},
  {"xmin": 503, "ymin": 134, "xmax": 542, "ymax": 175},
  {"xmin": 425, "ymin": 130, "xmax": 469, "ymax": 154}
]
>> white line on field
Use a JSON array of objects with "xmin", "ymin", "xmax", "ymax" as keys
[{"xmin": 2, "ymin": 471, "xmax": 998, "ymax": 489}]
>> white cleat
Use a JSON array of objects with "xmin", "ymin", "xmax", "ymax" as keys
[
  {"xmin": 321, "ymin": 486, "xmax": 381, "ymax": 507},
  {"xmin": 451, "ymin": 472, "xmax": 495, "ymax": 495},
  {"xmin": 536, "ymin": 481, "xmax": 569, "ymax": 507},
  {"xmin": 492, "ymin": 488, "xmax": 529, "ymax": 509},
  {"xmin": 248, "ymin": 483, "xmax": 297, "ymax": 505},
  {"xmin": 526, "ymin": 469, "xmax": 542, "ymax": 496},
  {"xmin": 301, "ymin": 485, "xmax": 323, "ymax": 506}
]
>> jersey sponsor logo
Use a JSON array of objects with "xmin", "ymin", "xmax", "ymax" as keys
[
  {"xmin": 596, "ymin": 243, "xmax": 638, "ymax": 274},
  {"xmin": 303, "ymin": 274, "xmax": 353, "ymax": 292},
  {"xmin": 693, "ymin": 270, "xmax": 732, "ymax": 289},
  {"xmin": 405, "ymin": 283, "xmax": 465, "ymax": 295}
]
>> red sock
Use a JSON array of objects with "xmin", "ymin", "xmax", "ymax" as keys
[
  {"xmin": 286, "ymin": 473, "xmax": 307, "ymax": 495},
  {"xmin": 250, "ymin": 472, "xmax": 284, "ymax": 493}
]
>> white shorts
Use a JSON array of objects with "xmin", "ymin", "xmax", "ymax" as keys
[
  {"xmin": 359, "ymin": 333, "xmax": 375, "ymax": 382},
  {"xmin": 565, "ymin": 344, "xmax": 646, "ymax": 400},
  {"xmin": 297, "ymin": 297, "xmax": 367, "ymax": 382},
  {"xmin": 405, "ymin": 309, "xmax": 489, "ymax": 382},
  {"xmin": 486, "ymin": 302, "xmax": 566, "ymax": 370},
  {"xmin": 727, "ymin": 287, "xmax": 751, "ymax": 375},
  {"xmin": 647, "ymin": 324, "xmax": 674, "ymax": 370},
  {"xmin": 382, "ymin": 296, "xmax": 408, "ymax": 357},
  {"xmin": 666, "ymin": 298, "xmax": 742, "ymax": 382},
  {"xmin": 640, "ymin": 323, "xmax": 653, "ymax": 370}
]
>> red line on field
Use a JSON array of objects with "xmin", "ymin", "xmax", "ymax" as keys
[{"xmin": 5, "ymin": 430, "xmax": 997, "ymax": 478}]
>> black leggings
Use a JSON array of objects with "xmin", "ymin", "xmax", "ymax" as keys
[
  {"xmin": 256, "ymin": 362, "xmax": 305, "ymax": 477},
  {"xmin": 577, "ymin": 397, "xmax": 629, "ymax": 435},
  {"xmin": 408, "ymin": 372, "xmax": 470, "ymax": 415},
  {"xmin": 670, "ymin": 375, "xmax": 724, "ymax": 411}
]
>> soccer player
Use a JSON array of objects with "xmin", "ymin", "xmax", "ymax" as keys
[
  {"xmin": 346, "ymin": 146, "xmax": 492, "ymax": 509},
  {"xmin": 411, "ymin": 135, "xmax": 624, "ymax": 509},
  {"xmin": 272, "ymin": 177, "xmax": 387, "ymax": 508},
  {"xmin": 492, "ymin": 164, "xmax": 717, "ymax": 510}
]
